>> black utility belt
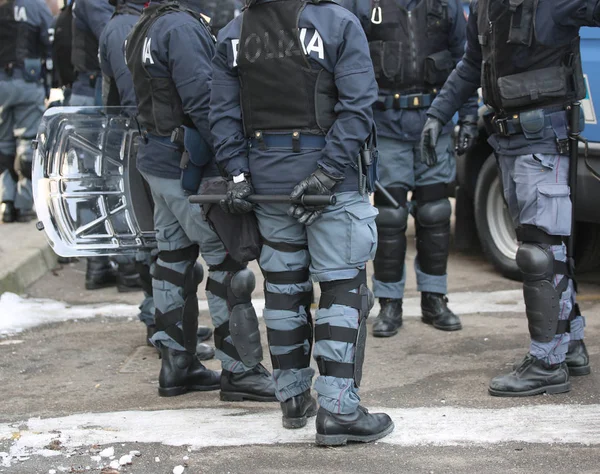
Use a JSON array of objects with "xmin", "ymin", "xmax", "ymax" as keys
[
  {"xmin": 249, "ymin": 131, "xmax": 326, "ymax": 152},
  {"xmin": 489, "ymin": 107, "xmax": 571, "ymax": 151},
  {"xmin": 375, "ymin": 91, "xmax": 438, "ymax": 111}
]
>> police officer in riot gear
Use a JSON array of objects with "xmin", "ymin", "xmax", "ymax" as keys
[
  {"xmin": 422, "ymin": 0, "xmax": 600, "ymax": 396},
  {"xmin": 342, "ymin": 0, "xmax": 478, "ymax": 337},
  {"xmin": 125, "ymin": 0, "xmax": 276, "ymax": 399},
  {"xmin": 0, "ymin": 0, "xmax": 54, "ymax": 223},
  {"xmin": 99, "ymin": 0, "xmax": 215, "ymax": 360},
  {"xmin": 211, "ymin": 0, "xmax": 394, "ymax": 445}
]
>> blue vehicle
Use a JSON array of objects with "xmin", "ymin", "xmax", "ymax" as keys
[{"xmin": 454, "ymin": 13, "xmax": 600, "ymax": 279}]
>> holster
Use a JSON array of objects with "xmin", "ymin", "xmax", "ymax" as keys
[
  {"xmin": 174, "ymin": 126, "xmax": 213, "ymax": 193},
  {"xmin": 200, "ymin": 178, "xmax": 262, "ymax": 263}
]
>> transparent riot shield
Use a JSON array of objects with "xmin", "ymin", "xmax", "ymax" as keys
[{"xmin": 33, "ymin": 106, "xmax": 156, "ymax": 257}]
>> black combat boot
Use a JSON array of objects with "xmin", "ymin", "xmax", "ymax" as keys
[
  {"xmin": 565, "ymin": 340, "xmax": 591, "ymax": 376},
  {"xmin": 116, "ymin": 259, "xmax": 142, "ymax": 293},
  {"xmin": 280, "ymin": 390, "xmax": 318, "ymax": 429},
  {"xmin": 1, "ymin": 201, "xmax": 16, "ymax": 223},
  {"xmin": 372, "ymin": 298, "xmax": 403, "ymax": 337},
  {"xmin": 158, "ymin": 346, "xmax": 221, "ymax": 397},
  {"xmin": 220, "ymin": 363, "xmax": 277, "ymax": 402},
  {"xmin": 196, "ymin": 342, "xmax": 215, "ymax": 361},
  {"xmin": 85, "ymin": 257, "xmax": 117, "ymax": 290},
  {"xmin": 421, "ymin": 292, "xmax": 462, "ymax": 331},
  {"xmin": 489, "ymin": 353, "xmax": 570, "ymax": 397},
  {"xmin": 315, "ymin": 405, "xmax": 394, "ymax": 446}
]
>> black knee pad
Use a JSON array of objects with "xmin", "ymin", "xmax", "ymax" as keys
[
  {"xmin": 415, "ymin": 198, "xmax": 452, "ymax": 276},
  {"xmin": 230, "ymin": 267, "xmax": 256, "ymax": 303},
  {"xmin": 517, "ymin": 243, "xmax": 564, "ymax": 343},
  {"xmin": 373, "ymin": 203, "xmax": 409, "ymax": 283}
]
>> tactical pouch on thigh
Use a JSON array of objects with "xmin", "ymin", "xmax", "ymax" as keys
[
  {"xmin": 23, "ymin": 59, "xmax": 42, "ymax": 83},
  {"xmin": 201, "ymin": 178, "xmax": 262, "ymax": 263}
]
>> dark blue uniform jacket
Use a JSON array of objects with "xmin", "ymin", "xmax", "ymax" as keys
[
  {"xmin": 134, "ymin": 0, "xmax": 217, "ymax": 180},
  {"xmin": 428, "ymin": 0, "xmax": 600, "ymax": 156},
  {"xmin": 340, "ymin": 0, "xmax": 477, "ymax": 141},
  {"xmin": 210, "ymin": 0, "xmax": 378, "ymax": 194}
]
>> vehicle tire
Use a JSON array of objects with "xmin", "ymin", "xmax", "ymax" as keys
[
  {"xmin": 575, "ymin": 222, "xmax": 600, "ymax": 273},
  {"xmin": 474, "ymin": 154, "xmax": 522, "ymax": 281}
]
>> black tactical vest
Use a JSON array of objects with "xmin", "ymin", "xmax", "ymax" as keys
[
  {"xmin": 478, "ymin": 0, "xmax": 586, "ymax": 113},
  {"xmin": 367, "ymin": 0, "xmax": 453, "ymax": 92},
  {"xmin": 238, "ymin": 0, "xmax": 337, "ymax": 136},
  {"xmin": 53, "ymin": 4, "xmax": 76, "ymax": 86},
  {"xmin": 71, "ymin": 1, "xmax": 102, "ymax": 73},
  {"xmin": 126, "ymin": 2, "xmax": 211, "ymax": 136},
  {"xmin": 0, "ymin": 0, "xmax": 43, "ymax": 68}
]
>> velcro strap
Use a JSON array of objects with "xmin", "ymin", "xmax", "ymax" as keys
[
  {"xmin": 319, "ymin": 270, "xmax": 366, "ymax": 310},
  {"xmin": 158, "ymin": 244, "xmax": 199, "ymax": 263},
  {"xmin": 516, "ymin": 225, "xmax": 564, "ymax": 245},
  {"xmin": 319, "ymin": 292, "xmax": 363, "ymax": 310},
  {"xmin": 209, "ymin": 255, "xmax": 246, "ymax": 273},
  {"xmin": 271, "ymin": 346, "xmax": 310, "ymax": 370},
  {"xmin": 213, "ymin": 322, "xmax": 242, "ymax": 361},
  {"xmin": 265, "ymin": 290, "xmax": 312, "ymax": 311},
  {"xmin": 553, "ymin": 260, "xmax": 570, "ymax": 277},
  {"xmin": 314, "ymin": 324, "xmax": 357, "ymax": 344},
  {"xmin": 153, "ymin": 264, "xmax": 185, "ymax": 288},
  {"xmin": 316, "ymin": 358, "xmax": 354, "ymax": 379},
  {"xmin": 264, "ymin": 269, "xmax": 310, "ymax": 285},
  {"xmin": 267, "ymin": 325, "xmax": 311, "ymax": 346},
  {"xmin": 154, "ymin": 307, "xmax": 182, "ymax": 331},
  {"xmin": 412, "ymin": 183, "xmax": 448, "ymax": 204},
  {"xmin": 262, "ymin": 238, "xmax": 308, "ymax": 253},
  {"xmin": 206, "ymin": 277, "xmax": 228, "ymax": 300}
]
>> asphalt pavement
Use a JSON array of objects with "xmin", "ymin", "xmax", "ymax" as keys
[{"xmin": 1, "ymin": 221, "xmax": 599, "ymax": 473}]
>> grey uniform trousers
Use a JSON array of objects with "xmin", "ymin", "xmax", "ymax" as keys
[
  {"xmin": 141, "ymin": 172, "xmax": 251, "ymax": 373},
  {"xmin": 498, "ymin": 153, "xmax": 585, "ymax": 364},
  {"xmin": 256, "ymin": 192, "xmax": 378, "ymax": 414},
  {"xmin": 0, "ymin": 77, "xmax": 45, "ymax": 211},
  {"xmin": 372, "ymin": 133, "xmax": 456, "ymax": 298}
]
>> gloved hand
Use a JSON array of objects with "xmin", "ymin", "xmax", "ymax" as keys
[
  {"xmin": 420, "ymin": 116, "xmax": 444, "ymax": 167},
  {"xmin": 220, "ymin": 177, "xmax": 254, "ymax": 214},
  {"xmin": 456, "ymin": 115, "xmax": 478, "ymax": 155},
  {"xmin": 288, "ymin": 168, "xmax": 343, "ymax": 226}
]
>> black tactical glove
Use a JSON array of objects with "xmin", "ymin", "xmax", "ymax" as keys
[
  {"xmin": 220, "ymin": 176, "xmax": 254, "ymax": 214},
  {"xmin": 420, "ymin": 116, "xmax": 444, "ymax": 167},
  {"xmin": 288, "ymin": 168, "xmax": 343, "ymax": 226},
  {"xmin": 456, "ymin": 115, "xmax": 478, "ymax": 155}
]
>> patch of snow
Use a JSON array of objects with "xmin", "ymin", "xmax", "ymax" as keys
[
  {"xmin": 99, "ymin": 447, "xmax": 114, "ymax": 458},
  {"xmin": 173, "ymin": 466, "xmax": 185, "ymax": 474}
]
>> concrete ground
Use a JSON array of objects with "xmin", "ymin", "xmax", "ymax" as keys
[{"xmin": 1, "ymin": 222, "xmax": 599, "ymax": 473}]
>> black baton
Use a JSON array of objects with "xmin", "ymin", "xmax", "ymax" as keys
[
  {"xmin": 189, "ymin": 194, "xmax": 337, "ymax": 206},
  {"xmin": 568, "ymin": 103, "xmax": 581, "ymax": 265},
  {"xmin": 374, "ymin": 181, "xmax": 401, "ymax": 209}
]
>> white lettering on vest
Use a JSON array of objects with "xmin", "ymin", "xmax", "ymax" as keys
[
  {"xmin": 231, "ymin": 39, "xmax": 240, "ymax": 68},
  {"xmin": 142, "ymin": 37, "xmax": 155, "ymax": 65},
  {"xmin": 14, "ymin": 6, "xmax": 27, "ymax": 22}
]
